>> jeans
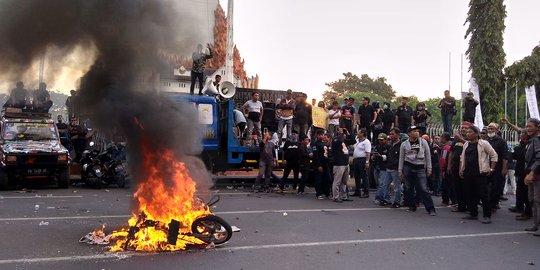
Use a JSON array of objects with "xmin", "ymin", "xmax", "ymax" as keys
[
  {"xmin": 246, "ymin": 118, "xmax": 262, "ymax": 146},
  {"xmin": 465, "ymin": 174, "xmax": 491, "ymax": 218},
  {"xmin": 190, "ymin": 71, "xmax": 204, "ymax": 95},
  {"xmin": 332, "ymin": 165, "xmax": 349, "ymax": 200},
  {"xmin": 277, "ymin": 118, "xmax": 293, "ymax": 142},
  {"xmin": 314, "ymin": 164, "xmax": 331, "ymax": 197},
  {"xmin": 442, "ymin": 113, "xmax": 453, "ymax": 134},
  {"xmin": 375, "ymin": 169, "xmax": 390, "ymax": 203},
  {"xmin": 255, "ymin": 161, "xmax": 273, "ymax": 188},
  {"xmin": 353, "ymin": 158, "xmax": 369, "ymax": 194},
  {"xmin": 328, "ymin": 124, "xmax": 339, "ymax": 139},
  {"xmin": 387, "ymin": 169, "xmax": 402, "ymax": 204},
  {"xmin": 279, "ymin": 162, "xmax": 299, "ymax": 190},
  {"xmin": 403, "ymin": 164, "xmax": 435, "ymax": 211}
]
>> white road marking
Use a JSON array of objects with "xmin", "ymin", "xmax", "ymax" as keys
[
  {"xmin": 0, "ymin": 195, "xmax": 84, "ymax": 199},
  {"xmin": 0, "ymin": 231, "xmax": 528, "ymax": 265},
  {"xmin": 0, "ymin": 208, "xmax": 391, "ymax": 221}
]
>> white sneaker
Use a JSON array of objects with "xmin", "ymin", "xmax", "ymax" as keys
[{"xmin": 317, "ymin": 195, "xmax": 324, "ymax": 200}]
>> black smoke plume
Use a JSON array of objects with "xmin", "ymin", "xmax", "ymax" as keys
[{"xmin": 0, "ymin": 1, "xmax": 212, "ymax": 192}]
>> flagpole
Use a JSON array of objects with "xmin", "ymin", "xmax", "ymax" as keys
[
  {"xmin": 515, "ymin": 81, "xmax": 518, "ymax": 124},
  {"xmin": 504, "ymin": 80, "xmax": 507, "ymax": 119}
]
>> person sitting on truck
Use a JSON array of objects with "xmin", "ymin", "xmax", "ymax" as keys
[
  {"xmin": 4, "ymin": 81, "xmax": 29, "ymax": 109},
  {"xmin": 242, "ymin": 91, "xmax": 264, "ymax": 146},
  {"xmin": 32, "ymin": 82, "xmax": 53, "ymax": 113},
  {"xmin": 233, "ymin": 105, "xmax": 247, "ymax": 140}
]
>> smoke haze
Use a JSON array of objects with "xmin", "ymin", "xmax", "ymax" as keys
[{"xmin": 0, "ymin": 0, "xmax": 213, "ymax": 194}]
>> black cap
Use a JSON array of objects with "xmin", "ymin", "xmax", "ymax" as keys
[
  {"xmin": 407, "ymin": 126, "xmax": 420, "ymax": 132},
  {"xmin": 300, "ymin": 134, "xmax": 309, "ymax": 141}
]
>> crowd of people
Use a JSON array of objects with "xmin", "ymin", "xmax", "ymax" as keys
[{"xmin": 241, "ymin": 89, "xmax": 539, "ymax": 238}]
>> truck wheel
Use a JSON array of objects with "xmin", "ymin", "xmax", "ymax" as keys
[
  {"xmin": 58, "ymin": 168, "xmax": 70, "ymax": 189},
  {"xmin": 0, "ymin": 170, "xmax": 9, "ymax": 190}
]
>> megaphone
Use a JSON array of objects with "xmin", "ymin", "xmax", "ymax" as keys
[
  {"xmin": 219, "ymin": 81, "xmax": 236, "ymax": 99},
  {"xmin": 202, "ymin": 78, "xmax": 219, "ymax": 96}
]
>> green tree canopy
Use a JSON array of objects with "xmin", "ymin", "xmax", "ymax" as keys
[
  {"xmin": 505, "ymin": 45, "xmax": 540, "ymax": 87},
  {"xmin": 323, "ymin": 72, "xmax": 396, "ymax": 102},
  {"xmin": 465, "ymin": 0, "xmax": 507, "ymax": 123}
]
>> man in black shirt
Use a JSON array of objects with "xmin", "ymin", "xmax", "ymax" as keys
[
  {"xmin": 313, "ymin": 129, "xmax": 331, "ymax": 199},
  {"xmin": 293, "ymin": 93, "xmax": 312, "ymax": 137},
  {"xmin": 358, "ymin": 97, "xmax": 376, "ymax": 141},
  {"xmin": 462, "ymin": 92, "xmax": 479, "ymax": 123},
  {"xmin": 511, "ymin": 133, "xmax": 533, "ymax": 220},
  {"xmin": 395, "ymin": 97, "xmax": 413, "ymax": 134},
  {"xmin": 4, "ymin": 81, "xmax": 29, "ymax": 109},
  {"xmin": 381, "ymin": 102, "xmax": 394, "ymax": 135},
  {"xmin": 386, "ymin": 128, "xmax": 402, "ymax": 207},
  {"xmin": 374, "ymin": 133, "xmax": 391, "ymax": 205},
  {"xmin": 32, "ymin": 82, "xmax": 53, "ymax": 113},
  {"xmin": 297, "ymin": 135, "xmax": 312, "ymax": 195},
  {"xmin": 340, "ymin": 97, "xmax": 356, "ymax": 142},
  {"xmin": 486, "ymin": 122, "xmax": 508, "ymax": 212},
  {"xmin": 331, "ymin": 128, "xmax": 352, "ymax": 202},
  {"xmin": 438, "ymin": 90, "xmax": 456, "ymax": 134},
  {"xmin": 277, "ymin": 132, "xmax": 301, "ymax": 192},
  {"xmin": 447, "ymin": 122, "xmax": 472, "ymax": 212}
]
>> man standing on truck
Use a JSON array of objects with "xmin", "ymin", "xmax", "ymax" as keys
[
  {"xmin": 276, "ymin": 89, "xmax": 296, "ymax": 143},
  {"xmin": 190, "ymin": 43, "xmax": 213, "ymax": 95},
  {"xmin": 294, "ymin": 93, "xmax": 312, "ymax": 138},
  {"xmin": 243, "ymin": 91, "xmax": 264, "ymax": 146}
]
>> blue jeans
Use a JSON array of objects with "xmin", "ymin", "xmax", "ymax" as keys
[
  {"xmin": 277, "ymin": 118, "xmax": 293, "ymax": 142},
  {"xmin": 387, "ymin": 169, "xmax": 402, "ymax": 204},
  {"xmin": 442, "ymin": 113, "xmax": 453, "ymax": 134},
  {"xmin": 375, "ymin": 169, "xmax": 390, "ymax": 202},
  {"xmin": 403, "ymin": 164, "xmax": 435, "ymax": 211}
]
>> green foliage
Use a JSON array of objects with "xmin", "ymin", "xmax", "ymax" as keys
[
  {"xmin": 505, "ymin": 46, "xmax": 540, "ymax": 87},
  {"xmin": 465, "ymin": 0, "xmax": 507, "ymax": 123},
  {"xmin": 323, "ymin": 72, "xmax": 396, "ymax": 102}
]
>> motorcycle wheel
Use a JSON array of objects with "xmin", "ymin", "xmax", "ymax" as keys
[
  {"xmin": 191, "ymin": 215, "xmax": 232, "ymax": 245},
  {"xmin": 116, "ymin": 174, "xmax": 126, "ymax": 188},
  {"xmin": 85, "ymin": 176, "xmax": 102, "ymax": 189}
]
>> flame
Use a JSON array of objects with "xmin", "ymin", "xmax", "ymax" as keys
[{"xmin": 109, "ymin": 138, "xmax": 211, "ymax": 252}]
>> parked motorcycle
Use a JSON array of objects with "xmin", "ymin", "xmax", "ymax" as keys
[
  {"xmin": 98, "ymin": 143, "xmax": 128, "ymax": 188},
  {"xmin": 80, "ymin": 145, "xmax": 103, "ymax": 189}
]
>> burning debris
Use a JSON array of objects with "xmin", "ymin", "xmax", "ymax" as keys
[{"xmin": 0, "ymin": 1, "xmax": 230, "ymax": 252}]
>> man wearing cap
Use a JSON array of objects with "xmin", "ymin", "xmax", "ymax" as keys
[
  {"xmin": 460, "ymin": 125, "xmax": 498, "ymax": 224},
  {"xmin": 486, "ymin": 122, "xmax": 508, "ymax": 212},
  {"xmin": 340, "ymin": 98, "xmax": 356, "ymax": 140},
  {"xmin": 463, "ymin": 92, "xmax": 479, "ymax": 123},
  {"xmin": 276, "ymin": 89, "xmax": 296, "ymax": 142},
  {"xmin": 399, "ymin": 126, "xmax": 436, "ymax": 215},
  {"xmin": 374, "ymin": 133, "xmax": 391, "ymax": 206}
]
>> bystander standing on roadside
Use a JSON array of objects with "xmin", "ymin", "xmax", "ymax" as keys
[
  {"xmin": 447, "ymin": 122, "xmax": 472, "ymax": 212},
  {"xmin": 352, "ymin": 128, "xmax": 371, "ymax": 198},
  {"xmin": 387, "ymin": 128, "xmax": 403, "ymax": 208},
  {"xmin": 313, "ymin": 130, "xmax": 331, "ymax": 199},
  {"xmin": 399, "ymin": 126, "xmax": 436, "ymax": 216},
  {"xmin": 460, "ymin": 125, "xmax": 498, "ymax": 224},
  {"xmin": 523, "ymin": 118, "xmax": 540, "ymax": 236},
  {"xmin": 511, "ymin": 133, "xmax": 533, "ymax": 221},
  {"xmin": 486, "ymin": 122, "xmax": 508, "ymax": 212},
  {"xmin": 439, "ymin": 132, "xmax": 453, "ymax": 202},
  {"xmin": 374, "ymin": 133, "xmax": 391, "ymax": 206},
  {"xmin": 331, "ymin": 128, "xmax": 353, "ymax": 203}
]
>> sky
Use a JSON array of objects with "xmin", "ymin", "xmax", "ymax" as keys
[{"xmin": 220, "ymin": 0, "xmax": 540, "ymax": 100}]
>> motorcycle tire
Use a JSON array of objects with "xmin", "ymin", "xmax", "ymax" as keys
[
  {"xmin": 116, "ymin": 174, "xmax": 126, "ymax": 188},
  {"xmin": 191, "ymin": 215, "xmax": 232, "ymax": 246},
  {"xmin": 85, "ymin": 176, "xmax": 102, "ymax": 189}
]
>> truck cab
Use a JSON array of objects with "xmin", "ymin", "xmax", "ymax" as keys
[{"xmin": 0, "ymin": 109, "xmax": 70, "ymax": 189}]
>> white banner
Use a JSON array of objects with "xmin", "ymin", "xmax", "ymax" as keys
[
  {"xmin": 470, "ymin": 78, "xmax": 484, "ymax": 129},
  {"xmin": 525, "ymin": 85, "xmax": 540, "ymax": 120}
]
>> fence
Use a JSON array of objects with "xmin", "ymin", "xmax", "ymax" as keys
[{"xmin": 425, "ymin": 123, "xmax": 520, "ymax": 146}]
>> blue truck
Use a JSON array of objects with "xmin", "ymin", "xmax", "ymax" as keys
[{"xmin": 165, "ymin": 88, "xmax": 300, "ymax": 172}]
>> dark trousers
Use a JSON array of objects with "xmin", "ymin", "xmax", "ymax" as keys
[
  {"xmin": 403, "ymin": 164, "xmax": 435, "ymax": 211},
  {"xmin": 298, "ymin": 166, "xmax": 310, "ymax": 193},
  {"xmin": 190, "ymin": 71, "xmax": 204, "ymax": 95},
  {"xmin": 452, "ymin": 170, "xmax": 467, "ymax": 211},
  {"xmin": 372, "ymin": 128, "xmax": 382, "ymax": 142},
  {"xmin": 428, "ymin": 163, "xmax": 441, "ymax": 193},
  {"xmin": 398, "ymin": 122, "xmax": 410, "ymax": 135},
  {"xmin": 463, "ymin": 115, "xmax": 475, "ymax": 123},
  {"xmin": 314, "ymin": 164, "xmax": 331, "ymax": 197},
  {"xmin": 489, "ymin": 172, "xmax": 505, "ymax": 209},
  {"xmin": 353, "ymin": 158, "xmax": 369, "ymax": 194},
  {"xmin": 279, "ymin": 162, "xmax": 300, "ymax": 190},
  {"xmin": 465, "ymin": 174, "xmax": 491, "ymax": 218},
  {"xmin": 441, "ymin": 173, "xmax": 456, "ymax": 204},
  {"xmin": 516, "ymin": 175, "xmax": 533, "ymax": 216},
  {"xmin": 442, "ymin": 113, "xmax": 453, "ymax": 134},
  {"xmin": 73, "ymin": 138, "xmax": 87, "ymax": 162}
]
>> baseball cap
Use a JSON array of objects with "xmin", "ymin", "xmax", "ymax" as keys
[
  {"xmin": 377, "ymin": 133, "xmax": 387, "ymax": 140},
  {"xmin": 407, "ymin": 126, "xmax": 420, "ymax": 132}
]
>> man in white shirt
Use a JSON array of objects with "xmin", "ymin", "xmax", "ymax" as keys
[
  {"xmin": 352, "ymin": 128, "xmax": 371, "ymax": 198},
  {"xmin": 242, "ymin": 92, "xmax": 264, "ymax": 146}
]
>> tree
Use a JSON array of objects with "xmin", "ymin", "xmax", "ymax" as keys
[
  {"xmin": 324, "ymin": 72, "xmax": 396, "ymax": 102},
  {"xmin": 465, "ymin": 0, "xmax": 507, "ymax": 123}
]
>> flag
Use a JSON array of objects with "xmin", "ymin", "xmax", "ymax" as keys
[
  {"xmin": 525, "ymin": 85, "xmax": 540, "ymax": 120},
  {"xmin": 470, "ymin": 78, "xmax": 484, "ymax": 129}
]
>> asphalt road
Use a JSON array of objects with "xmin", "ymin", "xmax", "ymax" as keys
[{"xmin": 0, "ymin": 185, "xmax": 538, "ymax": 270}]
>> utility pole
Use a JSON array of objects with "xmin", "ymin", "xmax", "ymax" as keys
[
  {"xmin": 224, "ymin": 0, "xmax": 234, "ymax": 83},
  {"xmin": 39, "ymin": 52, "xmax": 45, "ymax": 83}
]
